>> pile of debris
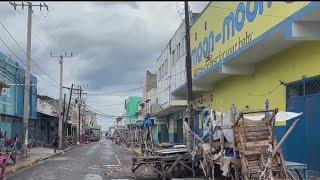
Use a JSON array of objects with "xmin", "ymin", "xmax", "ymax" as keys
[{"xmin": 185, "ymin": 102, "xmax": 302, "ymax": 180}]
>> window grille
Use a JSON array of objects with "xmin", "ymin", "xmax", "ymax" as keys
[{"xmin": 287, "ymin": 75, "xmax": 320, "ymax": 98}]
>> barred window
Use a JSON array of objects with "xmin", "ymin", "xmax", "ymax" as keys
[{"xmin": 287, "ymin": 75, "xmax": 320, "ymax": 98}]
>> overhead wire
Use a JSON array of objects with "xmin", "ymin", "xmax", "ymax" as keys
[
  {"xmin": 0, "ymin": 16, "xmax": 59, "ymax": 88},
  {"xmin": 18, "ymin": 10, "xmax": 51, "ymax": 50},
  {"xmin": 0, "ymin": 35, "xmax": 55, "ymax": 91},
  {"xmin": 0, "ymin": 29, "xmax": 58, "ymax": 89},
  {"xmin": 15, "ymin": 10, "xmax": 60, "ymax": 86}
]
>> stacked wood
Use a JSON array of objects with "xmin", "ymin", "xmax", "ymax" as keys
[{"xmin": 234, "ymin": 110, "xmax": 288, "ymax": 180}]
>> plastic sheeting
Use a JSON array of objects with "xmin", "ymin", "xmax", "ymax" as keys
[
  {"xmin": 243, "ymin": 111, "xmax": 302, "ymax": 122},
  {"xmin": 201, "ymin": 108, "xmax": 302, "ymax": 143}
]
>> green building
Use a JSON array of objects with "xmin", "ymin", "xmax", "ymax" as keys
[{"xmin": 125, "ymin": 96, "xmax": 142, "ymax": 126}]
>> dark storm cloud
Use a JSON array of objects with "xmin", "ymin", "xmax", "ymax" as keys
[
  {"xmin": 36, "ymin": 2, "xmax": 179, "ymax": 91},
  {"xmin": 0, "ymin": 2, "xmax": 208, "ymax": 129}
]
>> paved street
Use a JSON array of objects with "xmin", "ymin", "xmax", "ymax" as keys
[{"xmin": 6, "ymin": 139, "xmax": 134, "ymax": 180}]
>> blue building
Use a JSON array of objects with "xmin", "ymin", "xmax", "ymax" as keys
[{"xmin": 0, "ymin": 52, "xmax": 37, "ymax": 140}]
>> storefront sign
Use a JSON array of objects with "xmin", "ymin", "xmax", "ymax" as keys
[{"xmin": 191, "ymin": 1, "xmax": 310, "ymax": 77}]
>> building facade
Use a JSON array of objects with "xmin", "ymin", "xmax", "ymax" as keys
[
  {"xmin": 172, "ymin": 1, "xmax": 320, "ymax": 174},
  {"xmin": 0, "ymin": 52, "xmax": 37, "ymax": 140},
  {"xmin": 139, "ymin": 71, "xmax": 159, "ymax": 142},
  {"xmin": 125, "ymin": 96, "xmax": 143, "ymax": 127},
  {"xmin": 153, "ymin": 12, "xmax": 199, "ymax": 144},
  {"xmin": 36, "ymin": 95, "xmax": 59, "ymax": 146}
]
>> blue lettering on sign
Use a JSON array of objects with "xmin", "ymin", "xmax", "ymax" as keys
[
  {"xmin": 246, "ymin": 1, "xmax": 258, "ymax": 22},
  {"xmin": 223, "ymin": 12, "xmax": 235, "ymax": 43},
  {"xmin": 192, "ymin": 1, "xmax": 273, "ymax": 70},
  {"xmin": 215, "ymin": 33, "xmax": 221, "ymax": 43},
  {"xmin": 235, "ymin": 2, "xmax": 245, "ymax": 32},
  {"xmin": 209, "ymin": 31, "xmax": 214, "ymax": 52}
]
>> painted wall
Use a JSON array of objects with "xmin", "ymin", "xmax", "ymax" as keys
[
  {"xmin": 196, "ymin": 41, "xmax": 320, "ymax": 115},
  {"xmin": 0, "ymin": 52, "xmax": 37, "ymax": 139},
  {"xmin": 125, "ymin": 96, "xmax": 142, "ymax": 125},
  {"xmin": 190, "ymin": 1, "xmax": 311, "ymax": 77},
  {"xmin": 0, "ymin": 52, "xmax": 37, "ymax": 119}
]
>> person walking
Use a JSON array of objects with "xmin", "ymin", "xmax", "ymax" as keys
[{"xmin": 53, "ymin": 133, "xmax": 59, "ymax": 153}]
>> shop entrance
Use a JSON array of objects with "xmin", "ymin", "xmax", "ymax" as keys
[
  {"xmin": 176, "ymin": 119, "xmax": 183, "ymax": 144},
  {"xmin": 277, "ymin": 75, "xmax": 320, "ymax": 173},
  {"xmin": 158, "ymin": 124, "xmax": 169, "ymax": 143}
]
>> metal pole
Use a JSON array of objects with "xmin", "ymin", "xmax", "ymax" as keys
[
  {"xmin": 22, "ymin": 3, "xmax": 32, "ymax": 157},
  {"xmin": 184, "ymin": 1, "xmax": 194, "ymax": 130}
]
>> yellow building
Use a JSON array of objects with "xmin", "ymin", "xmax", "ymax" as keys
[{"xmin": 172, "ymin": 1, "xmax": 320, "ymax": 174}]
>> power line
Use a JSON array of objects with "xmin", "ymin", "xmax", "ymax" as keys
[
  {"xmin": 18, "ymin": 9, "xmax": 51, "ymax": 50},
  {"xmin": 33, "ymin": 11, "xmax": 57, "ymax": 43},
  {"xmin": 0, "ymin": 18, "xmax": 59, "ymax": 87},
  {"xmin": 0, "ymin": 30, "xmax": 58, "ymax": 89}
]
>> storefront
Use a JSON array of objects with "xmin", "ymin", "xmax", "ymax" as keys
[{"xmin": 172, "ymin": 1, "xmax": 320, "ymax": 173}]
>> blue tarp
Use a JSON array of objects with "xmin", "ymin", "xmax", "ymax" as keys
[{"xmin": 143, "ymin": 114, "xmax": 152, "ymax": 130}]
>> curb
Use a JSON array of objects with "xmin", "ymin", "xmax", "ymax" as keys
[{"xmin": 4, "ymin": 145, "xmax": 80, "ymax": 175}]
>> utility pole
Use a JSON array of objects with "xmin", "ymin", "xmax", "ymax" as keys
[
  {"xmin": 184, "ymin": 1, "xmax": 194, "ymax": 130},
  {"xmin": 63, "ymin": 85, "xmax": 84, "ymax": 144},
  {"xmin": 62, "ymin": 93, "xmax": 66, "ymax": 148},
  {"xmin": 50, "ymin": 52, "xmax": 73, "ymax": 149},
  {"xmin": 79, "ymin": 85, "xmax": 82, "ymax": 143},
  {"xmin": 9, "ymin": 1, "xmax": 48, "ymax": 158},
  {"xmin": 65, "ymin": 84, "xmax": 73, "ymax": 145}
]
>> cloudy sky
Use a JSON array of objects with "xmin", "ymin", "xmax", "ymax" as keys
[{"xmin": 0, "ymin": 1, "xmax": 209, "ymax": 130}]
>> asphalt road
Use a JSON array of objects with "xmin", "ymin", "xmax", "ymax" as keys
[{"xmin": 6, "ymin": 139, "xmax": 134, "ymax": 180}]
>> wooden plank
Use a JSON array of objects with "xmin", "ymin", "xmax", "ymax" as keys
[
  {"xmin": 237, "ymin": 126, "xmax": 269, "ymax": 132},
  {"xmin": 245, "ymin": 140, "xmax": 269, "ymax": 148}
]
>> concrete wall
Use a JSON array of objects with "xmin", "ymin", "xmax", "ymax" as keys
[
  {"xmin": 37, "ymin": 96, "xmax": 59, "ymax": 117},
  {"xmin": 156, "ymin": 22, "xmax": 187, "ymax": 106}
]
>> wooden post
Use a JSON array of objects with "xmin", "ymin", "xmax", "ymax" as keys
[
  {"xmin": 220, "ymin": 100, "xmax": 224, "ymax": 168},
  {"xmin": 231, "ymin": 104, "xmax": 239, "ymax": 180}
]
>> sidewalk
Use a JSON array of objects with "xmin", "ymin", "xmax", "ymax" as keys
[{"xmin": 4, "ymin": 145, "xmax": 78, "ymax": 175}]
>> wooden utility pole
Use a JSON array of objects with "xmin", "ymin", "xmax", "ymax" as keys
[
  {"xmin": 50, "ymin": 52, "xmax": 73, "ymax": 149},
  {"xmin": 62, "ymin": 93, "xmax": 66, "ymax": 148},
  {"xmin": 65, "ymin": 84, "xmax": 74, "ymax": 127},
  {"xmin": 65, "ymin": 84, "xmax": 73, "ymax": 145},
  {"xmin": 78, "ymin": 85, "xmax": 82, "ymax": 143},
  {"xmin": 184, "ymin": 1, "xmax": 194, "ymax": 130},
  {"xmin": 9, "ymin": 1, "xmax": 48, "ymax": 158},
  {"xmin": 64, "ymin": 85, "xmax": 84, "ymax": 144}
]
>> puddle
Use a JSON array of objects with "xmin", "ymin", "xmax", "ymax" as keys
[
  {"xmin": 82, "ymin": 173, "xmax": 103, "ymax": 180},
  {"xmin": 88, "ymin": 164, "xmax": 100, "ymax": 170},
  {"xmin": 50, "ymin": 157, "xmax": 71, "ymax": 161},
  {"xmin": 103, "ymin": 164, "xmax": 120, "ymax": 167}
]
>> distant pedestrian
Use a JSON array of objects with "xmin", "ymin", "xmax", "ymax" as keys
[{"xmin": 53, "ymin": 133, "xmax": 59, "ymax": 153}]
